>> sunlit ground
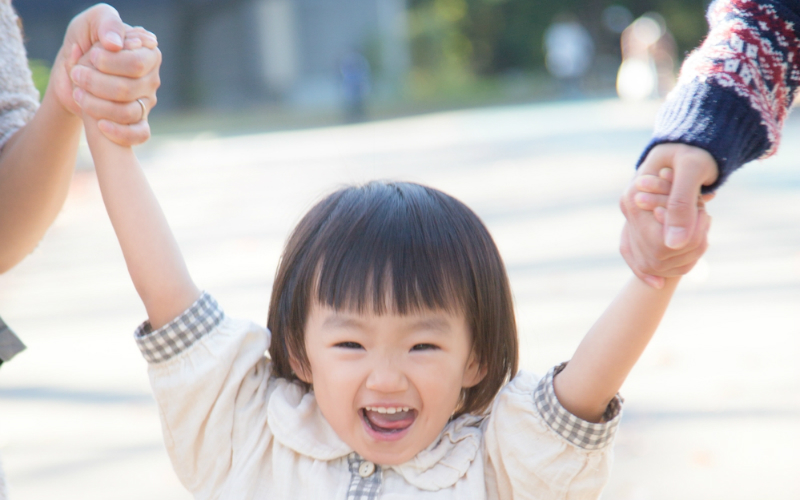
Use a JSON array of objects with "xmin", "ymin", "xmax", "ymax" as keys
[{"xmin": 0, "ymin": 98, "xmax": 798, "ymax": 499}]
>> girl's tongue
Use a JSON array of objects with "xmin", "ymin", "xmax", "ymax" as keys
[{"xmin": 363, "ymin": 408, "xmax": 416, "ymax": 431}]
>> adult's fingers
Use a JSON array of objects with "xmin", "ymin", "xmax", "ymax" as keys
[
  {"xmin": 71, "ymin": 63, "xmax": 159, "ymax": 103},
  {"xmin": 664, "ymin": 148, "xmax": 717, "ymax": 249},
  {"xmin": 97, "ymin": 118, "xmax": 151, "ymax": 146},
  {"xmin": 88, "ymin": 44, "xmax": 162, "ymax": 79},
  {"xmin": 74, "ymin": 87, "xmax": 154, "ymax": 124}
]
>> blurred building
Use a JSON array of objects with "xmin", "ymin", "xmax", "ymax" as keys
[{"xmin": 16, "ymin": 0, "xmax": 410, "ymax": 111}]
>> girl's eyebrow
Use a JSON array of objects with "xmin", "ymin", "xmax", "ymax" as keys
[
  {"xmin": 320, "ymin": 315, "xmax": 452, "ymax": 333},
  {"xmin": 321, "ymin": 316, "xmax": 364, "ymax": 329},
  {"xmin": 408, "ymin": 318, "xmax": 452, "ymax": 333}
]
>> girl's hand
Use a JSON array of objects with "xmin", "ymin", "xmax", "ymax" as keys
[
  {"xmin": 620, "ymin": 144, "xmax": 718, "ymax": 288},
  {"xmin": 620, "ymin": 166, "xmax": 713, "ymax": 288}
]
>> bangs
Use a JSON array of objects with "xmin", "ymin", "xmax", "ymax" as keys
[{"xmin": 309, "ymin": 183, "xmax": 474, "ymax": 315}]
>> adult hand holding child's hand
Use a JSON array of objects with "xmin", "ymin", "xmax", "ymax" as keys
[
  {"xmin": 48, "ymin": 3, "xmax": 161, "ymax": 146},
  {"xmin": 620, "ymin": 143, "xmax": 718, "ymax": 288}
]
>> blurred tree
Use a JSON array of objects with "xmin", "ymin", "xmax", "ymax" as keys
[
  {"xmin": 172, "ymin": 0, "xmax": 250, "ymax": 107},
  {"xmin": 28, "ymin": 59, "xmax": 51, "ymax": 100},
  {"xmin": 408, "ymin": 0, "xmax": 708, "ymax": 79}
]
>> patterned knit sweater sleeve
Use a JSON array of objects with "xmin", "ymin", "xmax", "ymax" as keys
[
  {"xmin": 0, "ymin": 0, "xmax": 40, "ymax": 151},
  {"xmin": 639, "ymin": 0, "xmax": 800, "ymax": 191}
]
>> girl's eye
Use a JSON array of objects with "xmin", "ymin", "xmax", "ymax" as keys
[
  {"xmin": 335, "ymin": 341, "xmax": 364, "ymax": 349},
  {"xmin": 411, "ymin": 343, "xmax": 439, "ymax": 352}
]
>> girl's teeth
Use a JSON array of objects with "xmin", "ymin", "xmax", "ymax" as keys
[{"xmin": 366, "ymin": 406, "xmax": 410, "ymax": 413}]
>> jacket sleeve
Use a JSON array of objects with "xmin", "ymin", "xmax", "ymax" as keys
[
  {"xmin": 134, "ymin": 292, "xmax": 275, "ymax": 499},
  {"xmin": 639, "ymin": 0, "xmax": 800, "ymax": 192},
  {"xmin": 483, "ymin": 366, "xmax": 622, "ymax": 500},
  {"xmin": 0, "ymin": 0, "xmax": 40, "ymax": 150}
]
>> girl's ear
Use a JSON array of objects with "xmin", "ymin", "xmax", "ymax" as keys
[
  {"xmin": 461, "ymin": 351, "xmax": 487, "ymax": 388},
  {"xmin": 289, "ymin": 353, "xmax": 313, "ymax": 384}
]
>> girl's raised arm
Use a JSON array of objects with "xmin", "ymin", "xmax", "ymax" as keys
[
  {"xmin": 553, "ymin": 210, "xmax": 710, "ymax": 422},
  {"xmin": 84, "ymin": 116, "xmax": 200, "ymax": 329}
]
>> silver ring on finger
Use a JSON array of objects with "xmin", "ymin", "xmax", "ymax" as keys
[{"xmin": 136, "ymin": 98, "xmax": 148, "ymax": 122}]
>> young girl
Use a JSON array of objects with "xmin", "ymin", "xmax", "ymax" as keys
[{"xmin": 81, "ymin": 51, "xmax": 708, "ymax": 500}]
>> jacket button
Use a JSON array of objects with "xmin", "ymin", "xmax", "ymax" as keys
[{"xmin": 358, "ymin": 460, "xmax": 376, "ymax": 478}]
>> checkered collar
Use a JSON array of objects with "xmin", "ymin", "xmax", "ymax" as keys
[{"xmin": 267, "ymin": 377, "xmax": 484, "ymax": 491}]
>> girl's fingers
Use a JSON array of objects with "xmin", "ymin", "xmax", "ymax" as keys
[
  {"xmin": 125, "ymin": 26, "xmax": 158, "ymax": 48},
  {"xmin": 634, "ymin": 192, "xmax": 669, "ymax": 210},
  {"xmin": 659, "ymin": 167, "xmax": 674, "ymax": 182},
  {"xmin": 97, "ymin": 118, "xmax": 151, "ymax": 146},
  {"xmin": 653, "ymin": 206, "xmax": 666, "ymax": 225},
  {"xmin": 654, "ymin": 208, "xmax": 712, "ymax": 276},
  {"xmin": 650, "ymin": 241, "xmax": 708, "ymax": 276},
  {"xmin": 73, "ymin": 87, "xmax": 154, "ymax": 124},
  {"xmin": 124, "ymin": 37, "xmax": 143, "ymax": 50},
  {"xmin": 635, "ymin": 174, "xmax": 672, "ymax": 195}
]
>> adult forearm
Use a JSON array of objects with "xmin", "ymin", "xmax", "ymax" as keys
[{"xmin": 0, "ymin": 88, "xmax": 81, "ymax": 273}]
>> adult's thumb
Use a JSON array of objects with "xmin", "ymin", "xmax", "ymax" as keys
[
  {"xmin": 93, "ymin": 4, "xmax": 125, "ymax": 50},
  {"xmin": 663, "ymin": 161, "xmax": 704, "ymax": 249}
]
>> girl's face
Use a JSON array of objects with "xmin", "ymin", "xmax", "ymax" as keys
[{"xmin": 294, "ymin": 303, "xmax": 485, "ymax": 465}]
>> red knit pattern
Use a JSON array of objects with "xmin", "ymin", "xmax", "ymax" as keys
[{"xmin": 679, "ymin": 0, "xmax": 800, "ymax": 157}]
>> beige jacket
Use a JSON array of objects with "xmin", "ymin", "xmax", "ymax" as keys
[
  {"xmin": 0, "ymin": 0, "xmax": 39, "ymax": 151},
  {"xmin": 136, "ymin": 293, "xmax": 622, "ymax": 500}
]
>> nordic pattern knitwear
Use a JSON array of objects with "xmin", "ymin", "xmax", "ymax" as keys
[
  {"xmin": 639, "ymin": 0, "xmax": 800, "ymax": 191},
  {"xmin": 0, "ymin": 0, "xmax": 40, "ymax": 150}
]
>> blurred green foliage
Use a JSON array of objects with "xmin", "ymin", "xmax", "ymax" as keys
[
  {"xmin": 407, "ymin": 0, "xmax": 708, "ymax": 96},
  {"xmin": 28, "ymin": 59, "xmax": 51, "ymax": 100}
]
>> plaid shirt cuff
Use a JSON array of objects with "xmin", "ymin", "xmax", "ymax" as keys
[
  {"xmin": 134, "ymin": 292, "xmax": 224, "ymax": 364},
  {"xmin": 533, "ymin": 362, "xmax": 622, "ymax": 450},
  {"xmin": 0, "ymin": 316, "xmax": 26, "ymax": 366}
]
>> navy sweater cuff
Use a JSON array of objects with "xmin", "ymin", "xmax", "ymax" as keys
[{"xmin": 637, "ymin": 79, "xmax": 771, "ymax": 192}]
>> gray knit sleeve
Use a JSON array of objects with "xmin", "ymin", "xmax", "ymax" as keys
[{"xmin": 0, "ymin": 0, "xmax": 40, "ymax": 151}]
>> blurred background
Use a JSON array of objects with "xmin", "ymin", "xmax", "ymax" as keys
[
  {"xmin": 18, "ymin": 0, "xmax": 707, "ymax": 128},
  {"xmin": 2, "ymin": 1, "xmax": 800, "ymax": 499}
]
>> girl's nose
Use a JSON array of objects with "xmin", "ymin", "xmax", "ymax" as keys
[{"xmin": 365, "ymin": 359, "xmax": 409, "ymax": 393}]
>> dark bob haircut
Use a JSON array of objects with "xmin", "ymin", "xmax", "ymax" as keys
[{"xmin": 267, "ymin": 181, "xmax": 518, "ymax": 417}]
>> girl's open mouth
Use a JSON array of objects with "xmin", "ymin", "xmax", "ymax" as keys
[{"xmin": 360, "ymin": 407, "xmax": 416, "ymax": 442}]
